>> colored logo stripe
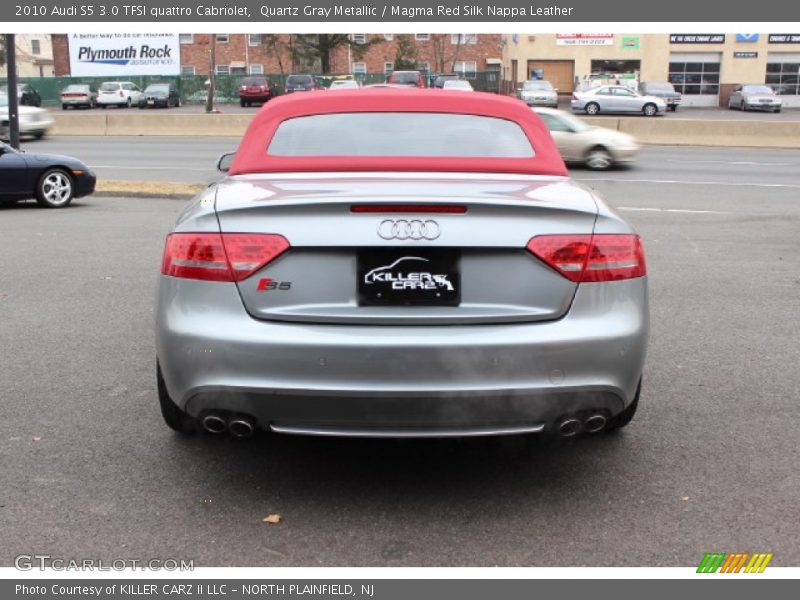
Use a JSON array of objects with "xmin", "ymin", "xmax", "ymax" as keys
[{"xmin": 697, "ymin": 552, "xmax": 773, "ymax": 573}]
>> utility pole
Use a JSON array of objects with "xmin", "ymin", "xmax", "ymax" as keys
[
  {"xmin": 205, "ymin": 34, "xmax": 216, "ymax": 113},
  {"xmin": 4, "ymin": 34, "xmax": 20, "ymax": 149}
]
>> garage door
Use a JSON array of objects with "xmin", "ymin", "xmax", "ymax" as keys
[{"xmin": 526, "ymin": 60, "xmax": 575, "ymax": 93}]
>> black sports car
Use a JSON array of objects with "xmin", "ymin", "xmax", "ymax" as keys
[{"xmin": 0, "ymin": 142, "xmax": 96, "ymax": 208}]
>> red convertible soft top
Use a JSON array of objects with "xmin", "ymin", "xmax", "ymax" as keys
[{"xmin": 228, "ymin": 88, "xmax": 567, "ymax": 177}]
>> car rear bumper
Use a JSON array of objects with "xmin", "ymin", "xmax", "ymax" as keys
[
  {"xmin": 240, "ymin": 94, "xmax": 272, "ymax": 102},
  {"xmin": 157, "ymin": 275, "xmax": 649, "ymax": 435}
]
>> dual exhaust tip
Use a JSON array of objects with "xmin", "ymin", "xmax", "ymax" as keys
[
  {"xmin": 201, "ymin": 413, "xmax": 256, "ymax": 439},
  {"xmin": 557, "ymin": 413, "xmax": 607, "ymax": 437}
]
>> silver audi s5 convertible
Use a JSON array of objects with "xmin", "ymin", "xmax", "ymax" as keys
[{"xmin": 155, "ymin": 89, "xmax": 649, "ymax": 440}]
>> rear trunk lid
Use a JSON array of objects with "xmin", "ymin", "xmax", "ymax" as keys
[{"xmin": 212, "ymin": 174, "xmax": 598, "ymax": 325}]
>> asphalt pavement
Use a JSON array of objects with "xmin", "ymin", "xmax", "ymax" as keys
[{"xmin": 1, "ymin": 148, "xmax": 799, "ymax": 567}]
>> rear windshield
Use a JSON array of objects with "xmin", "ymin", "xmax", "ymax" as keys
[
  {"xmin": 286, "ymin": 75, "xmax": 312, "ymax": 85},
  {"xmin": 146, "ymin": 84, "xmax": 169, "ymax": 92},
  {"xmin": 390, "ymin": 72, "xmax": 420, "ymax": 84},
  {"xmin": 242, "ymin": 77, "xmax": 267, "ymax": 86},
  {"xmin": 64, "ymin": 85, "xmax": 89, "ymax": 92},
  {"xmin": 523, "ymin": 81, "xmax": 553, "ymax": 91},
  {"xmin": 100, "ymin": 83, "xmax": 120, "ymax": 91},
  {"xmin": 267, "ymin": 113, "xmax": 534, "ymax": 158}
]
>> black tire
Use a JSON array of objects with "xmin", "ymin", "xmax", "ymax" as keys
[
  {"xmin": 157, "ymin": 362, "xmax": 196, "ymax": 434},
  {"xmin": 775, "ymin": 108, "xmax": 781, "ymax": 113},
  {"xmin": 33, "ymin": 131, "xmax": 45, "ymax": 140},
  {"xmin": 62, "ymin": 104, "xmax": 68, "ymax": 111},
  {"xmin": 100, "ymin": 104, "xmax": 107, "ymax": 109},
  {"xmin": 741, "ymin": 101, "xmax": 747, "ymax": 112},
  {"xmin": 643, "ymin": 103, "xmax": 657, "ymax": 117},
  {"xmin": 606, "ymin": 379, "xmax": 641, "ymax": 432},
  {"xmin": 35, "ymin": 168, "xmax": 74, "ymax": 208},
  {"xmin": 669, "ymin": 105, "xmax": 677, "ymax": 112},
  {"xmin": 584, "ymin": 102, "xmax": 600, "ymax": 116},
  {"xmin": 240, "ymin": 99, "xmax": 245, "ymax": 107}
]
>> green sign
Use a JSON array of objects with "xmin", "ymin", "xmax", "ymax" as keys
[{"xmin": 622, "ymin": 36, "xmax": 640, "ymax": 49}]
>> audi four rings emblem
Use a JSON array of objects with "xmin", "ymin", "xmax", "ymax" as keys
[{"xmin": 378, "ymin": 219, "xmax": 441, "ymax": 240}]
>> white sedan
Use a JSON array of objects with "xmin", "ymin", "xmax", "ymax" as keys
[
  {"xmin": 535, "ymin": 107, "xmax": 640, "ymax": 170},
  {"xmin": 0, "ymin": 94, "xmax": 55, "ymax": 140},
  {"xmin": 571, "ymin": 85, "xmax": 666, "ymax": 116}
]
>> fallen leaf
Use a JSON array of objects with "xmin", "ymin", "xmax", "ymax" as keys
[
  {"xmin": 262, "ymin": 514, "xmax": 281, "ymax": 525},
  {"xmin": 32, "ymin": 436, "xmax": 42, "ymax": 442},
  {"xmin": 681, "ymin": 496, "xmax": 690, "ymax": 501}
]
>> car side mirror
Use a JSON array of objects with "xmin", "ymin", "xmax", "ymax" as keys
[{"xmin": 216, "ymin": 151, "xmax": 236, "ymax": 173}]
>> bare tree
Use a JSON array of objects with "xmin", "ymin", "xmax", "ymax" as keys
[{"xmin": 430, "ymin": 34, "xmax": 465, "ymax": 74}]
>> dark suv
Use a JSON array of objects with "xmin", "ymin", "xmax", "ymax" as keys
[
  {"xmin": 387, "ymin": 71, "xmax": 427, "ymax": 88},
  {"xmin": 638, "ymin": 82, "xmax": 681, "ymax": 111},
  {"xmin": 239, "ymin": 76, "xmax": 274, "ymax": 106},
  {"xmin": 284, "ymin": 74, "xmax": 318, "ymax": 94}
]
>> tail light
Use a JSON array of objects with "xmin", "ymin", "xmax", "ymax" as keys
[
  {"xmin": 527, "ymin": 234, "xmax": 646, "ymax": 283},
  {"xmin": 240, "ymin": 85, "xmax": 247, "ymax": 91},
  {"xmin": 161, "ymin": 233, "xmax": 290, "ymax": 282}
]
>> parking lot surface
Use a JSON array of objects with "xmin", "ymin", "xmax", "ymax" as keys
[{"xmin": 1, "ymin": 148, "xmax": 799, "ymax": 567}]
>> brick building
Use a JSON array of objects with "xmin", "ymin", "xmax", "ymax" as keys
[{"xmin": 51, "ymin": 33, "xmax": 503, "ymax": 78}]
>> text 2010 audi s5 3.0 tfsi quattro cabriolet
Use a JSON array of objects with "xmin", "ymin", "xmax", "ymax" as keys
[{"xmin": 155, "ymin": 89, "xmax": 649, "ymax": 441}]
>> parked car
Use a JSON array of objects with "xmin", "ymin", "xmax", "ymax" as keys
[
  {"xmin": 155, "ymin": 89, "xmax": 648, "ymax": 441},
  {"xmin": 432, "ymin": 74, "xmax": 461, "ymax": 88},
  {"xmin": 571, "ymin": 85, "xmax": 666, "ymax": 116},
  {"xmin": 728, "ymin": 84, "xmax": 783, "ymax": 112},
  {"xmin": 638, "ymin": 82, "xmax": 681, "ymax": 111},
  {"xmin": 60, "ymin": 84, "xmax": 97, "ymax": 110},
  {"xmin": 139, "ymin": 83, "xmax": 181, "ymax": 109},
  {"xmin": 0, "ymin": 93, "xmax": 54, "ymax": 139},
  {"xmin": 0, "ymin": 141, "xmax": 95, "ymax": 208},
  {"xmin": 328, "ymin": 79, "xmax": 361, "ymax": 90},
  {"xmin": 96, "ymin": 81, "xmax": 144, "ymax": 108},
  {"xmin": 386, "ymin": 70, "xmax": 427, "ymax": 88},
  {"xmin": 284, "ymin": 74, "xmax": 318, "ymax": 94},
  {"xmin": 238, "ymin": 76, "xmax": 274, "ymax": 106},
  {"xmin": 534, "ymin": 107, "xmax": 640, "ymax": 170},
  {"xmin": 0, "ymin": 83, "xmax": 42, "ymax": 107},
  {"xmin": 518, "ymin": 80, "xmax": 559, "ymax": 108},
  {"xmin": 442, "ymin": 79, "xmax": 474, "ymax": 92}
]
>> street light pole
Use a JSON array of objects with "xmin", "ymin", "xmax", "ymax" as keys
[{"xmin": 4, "ymin": 34, "xmax": 20, "ymax": 149}]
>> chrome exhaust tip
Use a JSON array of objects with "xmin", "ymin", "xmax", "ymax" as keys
[
  {"xmin": 584, "ymin": 414, "xmax": 607, "ymax": 433},
  {"xmin": 201, "ymin": 414, "xmax": 227, "ymax": 435},
  {"xmin": 228, "ymin": 418, "xmax": 255, "ymax": 439},
  {"xmin": 557, "ymin": 418, "xmax": 582, "ymax": 438}
]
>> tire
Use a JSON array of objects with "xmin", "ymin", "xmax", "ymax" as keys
[
  {"xmin": 606, "ymin": 379, "xmax": 641, "ymax": 432},
  {"xmin": 176, "ymin": 99, "xmax": 181, "ymax": 108},
  {"xmin": 669, "ymin": 105, "xmax": 677, "ymax": 112},
  {"xmin": 126, "ymin": 98, "xmax": 132, "ymax": 108},
  {"xmin": 240, "ymin": 99, "xmax": 245, "ymax": 107},
  {"xmin": 741, "ymin": 101, "xmax": 747, "ymax": 112},
  {"xmin": 36, "ymin": 168, "xmax": 74, "ymax": 208},
  {"xmin": 100, "ymin": 104, "xmax": 107, "ymax": 109},
  {"xmin": 775, "ymin": 108, "xmax": 781, "ymax": 113},
  {"xmin": 643, "ymin": 103, "xmax": 657, "ymax": 117},
  {"xmin": 33, "ymin": 131, "xmax": 45, "ymax": 140},
  {"xmin": 62, "ymin": 104, "xmax": 67, "ymax": 111},
  {"xmin": 584, "ymin": 102, "xmax": 600, "ymax": 115},
  {"xmin": 157, "ymin": 362, "xmax": 196, "ymax": 434},
  {"xmin": 585, "ymin": 146, "xmax": 614, "ymax": 170}
]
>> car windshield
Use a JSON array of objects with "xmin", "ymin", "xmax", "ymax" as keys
[
  {"xmin": 742, "ymin": 85, "xmax": 774, "ymax": 94},
  {"xmin": 523, "ymin": 81, "xmax": 553, "ymax": 91},
  {"xmin": 287, "ymin": 75, "xmax": 312, "ymax": 85},
  {"xmin": 146, "ymin": 85, "xmax": 169, "ymax": 93},
  {"xmin": 64, "ymin": 85, "xmax": 89, "ymax": 92},
  {"xmin": 643, "ymin": 83, "xmax": 674, "ymax": 92},
  {"xmin": 241, "ymin": 78, "xmax": 267, "ymax": 86},
  {"xmin": 268, "ymin": 113, "xmax": 534, "ymax": 158},
  {"xmin": 100, "ymin": 83, "xmax": 120, "ymax": 91},
  {"xmin": 542, "ymin": 110, "xmax": 591, "ymax": 133},
  {"xmin": 390, "ymin": 72, "xmax": 420, "ymax": 84}
]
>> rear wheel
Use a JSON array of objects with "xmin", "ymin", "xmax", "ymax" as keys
[
  {"xmin": 126, "ymin": 98, "xmax": 132, "ymax": 108},
  {"xmin": 643, "ymin": 103, "xmax": 657, "ymax": 117},
  {"xmin": 240, "ymin": 99, "xmax": 246, "ymax": 107},
  {"xmin": 741, "ymin": 101, "xmax": 747, "ymax": 112},
  {"xmin": 584, "ymin": 102, "xmax": 600, "ymax": 115},
  {"xmin": 62, "ymin": 104, "xmax": 67, "ymax": 111},
  {"xmin": 36, "ymin": 168, "xmax": 73, "ymax": 208},
  {"xmin": 157, "ymin": 362, "xmax": 196, "ymax": 434},
  {"xmin": 585, "ymin": 146, "xmax": 614, "ymax": 170},
  {"xmin": 606, "ymin": 379, "xmax": 641, "ymax": 432}
]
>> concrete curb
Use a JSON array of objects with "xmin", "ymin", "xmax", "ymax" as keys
[{"xmin": 96, "ymin": 180, "xmax": 205, "ymax": 199}]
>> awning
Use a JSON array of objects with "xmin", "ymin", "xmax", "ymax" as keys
[
  {"xmin": 485, "ymin": 58, "xmax": 502, "ymax": 65},
  {"xmin": 230, "ymin": 61, "xmax": 246, "ymax": 69}
]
